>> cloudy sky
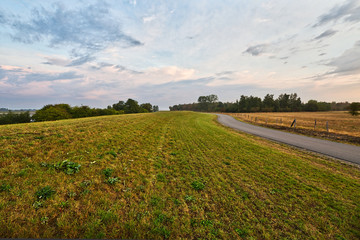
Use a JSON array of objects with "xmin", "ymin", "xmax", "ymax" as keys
[{"xmin": 0, "ymin": 0, "xmax": 359, "ymax": 109}]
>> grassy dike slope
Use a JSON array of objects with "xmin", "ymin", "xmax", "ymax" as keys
[{"xmin": 0, "ymin": 111, "xmax": 359, "ymax": 239}]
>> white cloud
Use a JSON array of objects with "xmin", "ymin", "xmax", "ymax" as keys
[{"xmin": 143, "ymin": 15, "xmax": 157, "ymax": 23}]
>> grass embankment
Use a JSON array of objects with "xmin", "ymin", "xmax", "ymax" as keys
[
  {"xmin": 0, "ymin": 112, "xmax": 359, "ymax": 239},
  {"xmin": 225, "ymin": 111, "xmax": 360, "ymax": 145}
]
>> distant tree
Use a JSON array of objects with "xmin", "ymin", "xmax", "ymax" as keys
[
  {"xmin": 349, "ymin": 102, "xmax": 360, "ymax": 116},
  {"xmin": 0, "ymin": 111, "xmax": 31, "ymax": 125},
  {"xmin": 197, "ymin": 94, "xmax": 219, "ymax": 111},
  {"xmin": 71, "ymin": 106, "xmax": 92, "ymax": 118},
  {"xmin": 304, "ymin": 100, "xmax": 318, "ymax": 112},
  {"xmin": 289, "ymin": 93, "xmax": 302, "ymax": 111},
  {"xmin": 32, "ymin": 104, "xmax": 72, "ymax": 122},
  {"xmin": 262, "ymin": 94, "xmax": 275, "ymax": 112},
  {"xmin": 140, "ymin": 103, "xmax": 153, "ymax": 112},
  {"xmin": 207, "ymin": 94, "xmax": 219, "ymax": 103},
  {"xmin": 317, "ymin": 102, "xmax": 331, "ymax": 111},
  {"xmin": 124, "ymin": 98, "xmax": 141, "ymax": 113},
  {"xmin": 277, "ymin": 94, "xmax": 291, "ymax": 112},
  {"xmin": 153, "ymin": 105, "xmax": 159, "ymax": 112},
  {"xmin": 247, "ymin": 96, "xmax": 262, "ymax": 112},
  {"xmin": 112, "ymin": 101, "xmax": 125, "ymax": 111}
]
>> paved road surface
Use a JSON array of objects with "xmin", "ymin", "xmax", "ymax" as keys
[{"xmin": 216, "ymin": 114, "xmax": 360, "ymax": 165}]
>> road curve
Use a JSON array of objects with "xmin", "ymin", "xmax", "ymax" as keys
[{"xmin": 216, "ymin": 114, "xmax": 360, "ymax": 165}]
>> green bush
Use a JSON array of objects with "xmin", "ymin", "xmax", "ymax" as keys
[{"xmin": 0, "ymin": 111, "xmax": 31, "ymax": 125}]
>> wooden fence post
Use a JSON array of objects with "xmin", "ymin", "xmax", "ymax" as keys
[
  {"xmin": 314, "ymin": 119, "xmax": 316, "ymax": 130},
  {"xmin": 326, "ymin": 121, "xmax": 329, "ymax": 133}
]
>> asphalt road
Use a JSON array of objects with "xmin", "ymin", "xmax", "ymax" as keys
[{"xmin": 216, "ymin": 114, "xmax": 360, "ymax": 165}]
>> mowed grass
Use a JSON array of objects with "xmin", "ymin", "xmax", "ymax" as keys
[
  {"xmin": 0, "ymin": 111, "xmax": 359, "ymax": 239},
  {"xmin": 225, "ymin": 111, "xmax": 360, "ymax": 137}
]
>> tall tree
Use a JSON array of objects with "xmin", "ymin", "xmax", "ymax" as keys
[
  {"xmin": 262, "ymin": 94, "xmax": 275, "ymax": 112},
  {"xmin": 349, "ymin": 102, "xmax": 360, "ymax": 116},
  {"xmin": 124, "ymin": 98, "xmax": 141, "ymax": 114},
  {"xmin": 140, "ymin": 103, "xmax": 153, "ymax": 112}
]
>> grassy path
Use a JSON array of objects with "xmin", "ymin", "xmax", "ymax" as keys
[{"xmin": 0, "ymin": 112, "xmax": 359, "ymax": 239}]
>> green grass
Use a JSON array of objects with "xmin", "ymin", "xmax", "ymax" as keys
[{"xmin": 0, "ymin": 112, "xmax": 359, "ymax": 239}]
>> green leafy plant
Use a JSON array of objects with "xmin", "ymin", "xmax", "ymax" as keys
[
  {"xmin": 235, "ymin": 228, "xmax": 249, "ymax": 237},
  {"xmin": 103, "ymin": 168, "xmax": 113, "ymax": 178},
  {"xmin": 54, "ymin": 160, "xmax": 81, "ymax": 174},
  {"xmin": 156, "ymin": 173, "xmax": 166, "ymax": 182},
  {"xmin": 58, "ymin": 201, "xmax": 70, "ymax": 209},
  {"xmin": 0, "ymin": 183, "xmax": 12, "ymax": 192},
  {"xmin": 184, "ymin": 195, "xmax": 195, "ymax": 202},
  {"xmin": 33, "ymin": 201, "xmax": 43, "ymax": 209},
  {"xmin": 191, "ymin": 180, "xmax": 205, "ymax": 191},
  {"xmin": 107, "ymin": 150, "xmax": 117, "ymax": 158},
  {"xmin": 40, "ymin": 216, "xmax": 49, "ymax": 224},
  {"xmin": 35, "ymin": 186, "xmax": 55, "ymax": 200},
  {"xmin": 106, "ymin": 177, "xmax": 119, "ymax": 185}
]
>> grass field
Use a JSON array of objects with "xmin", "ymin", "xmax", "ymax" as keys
[
  {"xmin": 224, "ymin": 111, "xmax": 360, "ymax": 137},
  {"xmin": 0, "ymin": 112, "xmax": 359, "ymax": 239}
]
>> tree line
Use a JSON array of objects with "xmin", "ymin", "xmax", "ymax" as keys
[
  {"xmin": 169, "ymin": 93, "xmax": 355, "ymax": 113},
  {"xmin": 0, "ymin": 98, "xmax": 159, "ymax": 125}
]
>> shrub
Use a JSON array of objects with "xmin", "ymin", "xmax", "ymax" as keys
[
  {"xmin": 0, "ymin": 111, "xmax": 31, "ymax": 125},
  {"xmin": 32, "ymin": 104, "xmax": 72, "ymax": 122}
]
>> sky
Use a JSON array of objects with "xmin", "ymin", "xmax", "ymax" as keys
[{"xmin": 0, "ymin": 0, "xmax": 360, "ymax": 110}]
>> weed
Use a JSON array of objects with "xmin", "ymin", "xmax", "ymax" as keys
[
  {"xmin": 67, "ymin": 191, "xmax": 77, "ymax": 198},
  {"xmin": 191, "ymin": 180, "xmax": 205, "ymax": 191},
  {"xmin": 200, "ymin": 219, "xmax": 213, "ymax": 226},
  {"xmin": 106, "ymin": 177, "xmax": 119, "ymax": 185},
  {"xmin": 32, "ymin": 201, "xmax": 43, "ymax": 209},
  {"xmin": 54, "ymin": 160, "xmax": 81, "ymax": 175},
  {"xmin": 16, "ymin": 169, "xmax": 27, "ymax": 177},
  {"xmin": 81, "ymin": 189, "xmax": 91, "ymax": 195},
  {"xmin": 184, "ymin": 195, "xmax": 195, "ymax": 202},
  {"xmin": 103, "ymin": 168, "xmax": 113, "ymax": 178},
  {"xmin": 99, "ymin": 210, "xmax": 117, "ymax": 224},
  {"xmin": 40, "ymin": 162, "xmax": 51, "ymax": 168},
  {"xmin": 152, "ymin": 226, "xmax": 171, "ymax": 239},
  {"xmin": 80, "ymin": 180, "xmax": 92, "ymax": 188},
  {"xmin": 156, "ymin": 173, "xmax": 166, "ymax": 182},
  {"xmin": 270, "ymin": 188, "xmax": 282, "ymax": 195},
  {"xmin": 107, "ymin": 150, "xmax": 117, "ymax": 158},
  {"xmin": 58, "ymin": 201, "xmax": 69, "ymax": 209},
  {"xmin": 236, "ymin": 189, "xmax": 250, "ymax": 200},
  {"xmin": 190, "ymin": 219, "xmax": 198, "ymax": 227},
  {"xmin": 40, "ymin": 216, "xmax": 49, "ymax": 224},
  {"xmin": 0, "ymin": 183, "xmax": 12, "ymax": 192},
  {"xmin": 173, "ymin": 198, "xmax": 181, "ymax": 205},
  {"xmin": 235, "ymin": 228, "xmax": 249, "ymax": 237},
  {"xmin": 150, "ymin": 196, "xmax": 161, "ymax": 206},
  {"xmin": 35, "ymin": 186, "xmax": 55, "ymax": 200}
]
